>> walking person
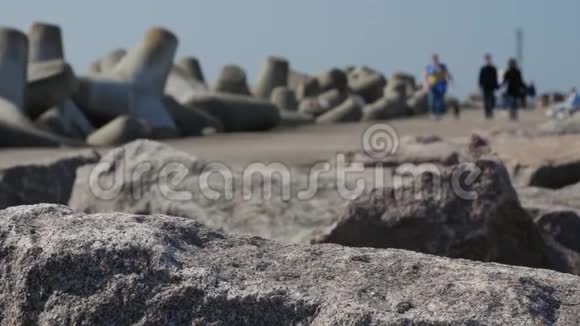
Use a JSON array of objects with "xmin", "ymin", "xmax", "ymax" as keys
[
  {"xmin": 502, "ymin": 58, "xmax": 525, "ymax": 120},
  {"xmin": 424, "ymin": 54, "xmax": 452, "ymax": 120},
  {"xmin": 478, "ymin": 54, "xmax": 499, "ymax": 119}
]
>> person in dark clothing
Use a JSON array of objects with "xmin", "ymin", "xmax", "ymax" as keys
[
  {"xmin": 526, "ymin": 81, "xmax": 537, "ymax": 109},
  {"xmin": 502, "ymin": 58, "xmax": 525, "ymax": 120},
  {"xmin": 478, "ymin": 54, "xmax": 499, "ymax": 119}
]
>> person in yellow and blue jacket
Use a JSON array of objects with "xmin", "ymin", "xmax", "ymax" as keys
[{"xmin": 423, "ymin": 54, "xmax": 452, "ymax": 120}]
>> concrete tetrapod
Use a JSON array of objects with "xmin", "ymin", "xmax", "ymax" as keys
[
  {"xmin": 176, "ymin": 56, "xmax": 205, "ymax": 83},
  {"xmin": 27, "ymin": 23, "xmax": 76, "ymax": 113},
  {"xmin": 0, "ymin": 27, "xmax": 64, "ymax": 147},
  {"xmin": 27, "ymin": 22, "xmax": 63, "ymax": 62},
  {"xmin": 26, "ymin": 21, "xmax": 88, "ymax": 138},
  {"xmin": 86, "ymin": 115, "xmax": 152, "ymax": 146},
  {"xmin": 295, "ymin": 77, "xmax": 320, "ymax": 100},
  {"xmin": 362, "ymin": 95, "xmax": 411, "ymax": 121},
  {"xmin": 88, "ymin": 48, "xmax": 127, "ymax": 76},
  {"xmin": 163, "ymin": 96, "xmax": 223, "ymax": 137},
  {"xmin": 26, "ymin": 59, "xmax": 77, "ymax": 119},
  {"xmin": 298, "ymin": 89, "xmax": 346, "ymax": 117},
  {"xmin": 164, "ymin": 64, "xmax": 208, "ymax": 104},
  {"xmin": 36, "ymin": 100, "xmax": 95, "ymax": 139},
  {"xmin": 74, "ymin": 27, "xmax": 178, "ymax": 134},
  {"xmin": 316, "ymin": 95, "xmax": 364, "ymax": 124},
  {"xmin": 347, "ymin": 67, "xmax": 386, "ymax": 103},
  {"xmin": 287, "ymin": 69, "xmax": 310, "ymax": 94},
  {"xmin": 316, "ymin": 68, "xmax": 348, "ymax": 93},
  {"xmin": 213, "ymin": 64, "xmax": 251, "ymax": 96},
  {"xmin": 253, "ymin": 56, "xmax": 289, "ymax": 99},
  {"xmin": 270, "ymin": 86, "xmax": 298, "ymax": 112},
  {"xmin": 185, "ymin": 92, "xmax": 280, "ymax": 132}
]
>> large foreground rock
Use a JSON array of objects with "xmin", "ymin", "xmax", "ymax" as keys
[
  {"xmin": 316, "ymin": 155, "xmax": 576, "ymax": 274},
  {"xmin": 0, "ymin": 204, "xmax": 579, "ymax": 325},
  {"xmin": 511, "ymin": 158, "xmax": 580, "ymax": 189},
  {"xmin": 0, "ymin": 151, "xmax": 99, "ymax": 209},
  {"xmin": 69, "ymin": 140, "xmax": 357, "ymax": 243}
]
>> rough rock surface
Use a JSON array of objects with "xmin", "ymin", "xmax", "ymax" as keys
[
  {"xmin": 69, "ymin": 140, "xmax": 353, "ymax": 243},
  {"xmin": 511, "ymin": 159, "xmax": 580, "ymax": 189},
  {"xmin": 0, "ymin": 151, "xmax": 99, "ymax": 209},
  {"xmin": 0, "ymin": 204, "xmax": 579, "ymax": 325},
  {"xmin": 535, "ymin": 209, "xmax": 580, "ymax": 254},
  {"xmin": 317, "ymin": 156, "xmax": 558, "ymax": 271},
  {"xmin": 346, "ymin": 136, "xmax": 462, "ymax": 167}
]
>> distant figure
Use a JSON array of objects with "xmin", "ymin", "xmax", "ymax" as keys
[
  {"xmin": 526, "ymin": 81, "xmax": 537, "ymax": 108},
  {"xmin": 424, "ymin": 54, "xmax": 452, "ymax": 120},
  {"xmin": 546, "ymin": 87, "xmax": 580, "ymax": 118},
  {"xmin": 502, "ymin": 58, "xmax": 525, "ymax": 120},
  {"xmin": 478, "ymin": 54, "xmax": 499, "ymax": 119}
]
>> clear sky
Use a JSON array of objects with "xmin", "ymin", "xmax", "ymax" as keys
[{"xmin": 1, "ymin": 0, "xmax": 578, "ymax": 98}]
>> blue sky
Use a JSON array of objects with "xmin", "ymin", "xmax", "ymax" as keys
[{"xmin": 2, "ymin": 0, "xmax": 578, "ymax": 97}]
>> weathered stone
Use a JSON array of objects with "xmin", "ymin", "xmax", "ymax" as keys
[
  {"xmin": 69, "ymin": 140, "xmax": 349, "ymax": 243},
  {"xmin": 536, "ymin": 209, "xmax": 580, "ymax": 254},
  {"xmin": 270, "ymin": 86, "xmax": 298, "ymax": 112},
  {"xmin": 0, "ymin": 204, "xmax": 579, "ymax": 325},
  {"xmin": 36, "ymin": 100, "xmax": 94, "ymax": 139},
  {"xmin": 176, "ymin": 56, "xmax": 205, "ymax": 83},
  {"xmin": 185, "ymin": 93, "xmax": 280, "ymax": 132},
  {"xmin": 316, "ymin": 156, "xmax": 558, "ymax": 272},
  {"xmin": 0, "ymin": 151, "xmax": 99, "ymax": 209},
  {"xmin": 316, "ymin": 96, "xmax": 363, "ymax": 124},
  {"xmin": 348, "ymin": 136, "xmax": 461, "ymax": 167},
  {"xmin": 86, "ymin": 115, "xmax": 152, "ymax": 146},
  {"xmin": 213, "ymin": 64, "xmax": 251, "ymax": 95},
  {"xmin": 163, "ymin": 96, "xmax": 223, "ymax": 136},
  {"xmin": 347, "ymin": 67, "xmax": 386, "ymax": 103},
  {"xmin": 510, "ymin": 155, "xmax": 580, "ymax": 189},
  {"xmin": 316, "ymin": 68, "xmax": 347, "ymax": 93},
  {"xmin": 253, "ymin": 56, "xmax": 289, "ymax": 99}
]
